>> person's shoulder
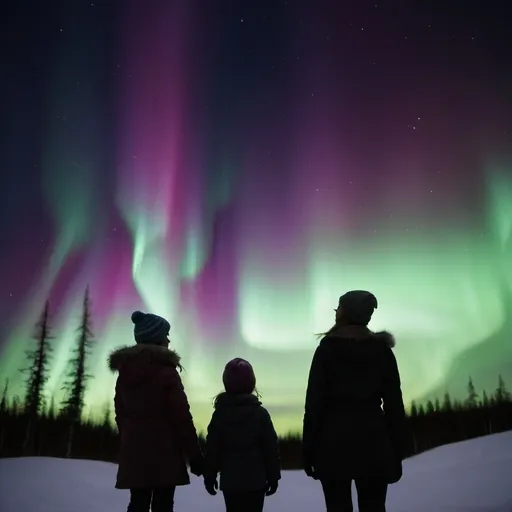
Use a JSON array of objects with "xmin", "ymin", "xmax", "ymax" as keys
[
  {"xmin": 371, "ymin": 330, "xmax": 396, "ymax": 349},
  {"xmin": 109, "ymin": 344, "xmax": 182, "ymax": 371},
  {"xmin": 256, "ymin": 403, "xmax": 274, "ymax": 422}
]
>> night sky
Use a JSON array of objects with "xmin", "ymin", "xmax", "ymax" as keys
[{"xmin": 1, "ymin": 0, "xmax": 511, "ymax": 432}]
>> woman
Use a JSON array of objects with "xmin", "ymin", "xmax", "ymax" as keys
[
  {"xmin": 302, "ymin": 291, "xmax": 410, "ymax": 512},
  {"xmin": 108, "ymin": 311, "xmax": 204, "ymax": 512}
]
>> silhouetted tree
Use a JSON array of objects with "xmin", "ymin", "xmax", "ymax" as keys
[
  {"xmin": 12, "ymin": 395, "xmax": 20, "ymax": 416},
  {"xmin": 482, "ymin": 390, "xmax": 490, "ymax": 408},
  {"xmin": 410, "ymin": 400, "xmax": 418, "ymax": 417},
  {"xmin": 426, "ymin": 400, "xmax": 435, "ymax": 414},
  {"xmin": 434, "ymin": 398, "xmax": 441, "ymax": 412},
  {"xmin": 465, "ymin": 376, "xmax": 478, "ymax": 408},
  {"xmin": 47, "ymin": 395, "xmax": 56, "ymax": 421},
  {"xmin": 61, "ymin": 287, "xmax": 95, "ymax": 457},
  {"xmin": 102, "ymin": 402, "xmax": 112, "ymax": 428},
  {"xmin": 442, "ymin": 392, "xmax": 452, "ymax": 412},
  {"xmin": 0, "ymin": 379, "xmax": 8, "ymax": 416},
  {"xmin": 417, "ymin": 403, "xmax": 425, "ymax": 416},
  {"xmin": 0, "ymin": 379, "xmax": 9, "ymax": 452},
  {"xmin": 495, "ymin": 374, "xmax": 511, "ymax": 404},
  {"xmin": 21, "ymin": 302, "xmax": 53, "ymax": 454}
]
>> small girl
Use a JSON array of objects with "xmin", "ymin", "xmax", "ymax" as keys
[{"xmin": 203, "ymin": 358, "xmax": 281, "ymax": 512}]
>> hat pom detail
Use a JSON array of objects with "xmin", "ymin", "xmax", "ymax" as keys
[{"xmin": 131, "ymin": 311, "xmax": 145, "ymax": 324}]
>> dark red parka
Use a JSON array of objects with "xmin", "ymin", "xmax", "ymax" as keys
[{"xmin": 108, "ymin": 344, "xmax": 201, "ymax": 489}]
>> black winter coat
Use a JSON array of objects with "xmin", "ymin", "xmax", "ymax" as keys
[
  {"xmin": 204, "ymin": 393, "xmax": 281, "ymax": 492},
  {"xmin": 302, "ymin": 326, "xmax": 410, "ymax": 483}
]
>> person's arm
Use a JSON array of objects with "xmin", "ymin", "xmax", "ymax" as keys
[
  {"xmin": 302, "ymin": 344, "xmax": 328, "ymax": 461},
  {"xmin": 162, "ymin": 367, "xmax": 202, "ymax": 462},
  {"xmin": 204, "ymin": 410, "xmax": 221, "ymax": 480},
  {"xmin": 382, "ymin": 348, "xmax": 411, "ymax": 459},
  {"xmin": 114, "ymin": 377, "xmax": 124, "ymax": 434},
  {"xmin": 260, "ymin": 408, "xmax": 281, "ymax": 483}
]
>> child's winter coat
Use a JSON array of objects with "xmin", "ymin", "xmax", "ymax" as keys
[
  {"xmin": 204, "ymin": 393, "xmax": 281, "ymax": 492},
  {"xmin": 109, "ymin": 344, "xmax": 202, "ymax": 489}
]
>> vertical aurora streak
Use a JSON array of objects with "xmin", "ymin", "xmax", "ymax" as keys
[{"xmin": 1, "ymin": 1, "xmax": 512, "ymax": 433}]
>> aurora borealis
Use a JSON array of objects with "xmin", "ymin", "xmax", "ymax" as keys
[{"xmin": 1, "ymin": 1, "xmax": 512, "ymax": 433}]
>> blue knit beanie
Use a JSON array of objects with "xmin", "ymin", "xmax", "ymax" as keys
[{"xmin": 131, "ymin": 311, "xmax": 171, "ymax": 344}]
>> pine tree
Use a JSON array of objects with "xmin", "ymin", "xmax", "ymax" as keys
[
  {"xmin": 47, "ymin": 395, "xmax": 56, "ymax": 421},
  {"xmin": 442, "ymin": 391, "xmax": 452, "ymax": 412},
  {"xmin": 0, "ymin": 379, "xmax": 8, "ymax": 417},
  {"xmin": 410, "ymin": 400, "xmax": 418, "ymax": 417},
  {"xmin": 102, "ymin": 402, "xmax": 112, "ymax": 428},
  {"xmin": 0, "ymin": 379, "xmax": 9, "ymax": 453},
  {"xmin": 495, "ymin": 374, "xmax": 511, "ymax": 404},
  {"xmin": 61, "ymin": 287, "xmax": 95, "ymax": 457},
  {"xmin": 417, "ymin": 403, "xmax": 425, "ymax": 416},
  {"xmin": 434, "ymin": 397, "xmax": 441, "ymax": 412},
  {"xmin": 426, "ymin": 400, "xmax": 435, "ymax": 414},
  {"xmin": 21, "ymin": 301, "xmax": 53, "ymax": 454},
  {"xmin": 466, "ymin": 376, "xmax": 478, "ymax": 408},
  {"xmin": 482, "ymin": 390, "xmax": 489, "ymax": 408},
  {"xmin": 12, "ymin": 396, "xmax": 20, "ymax": 416}
]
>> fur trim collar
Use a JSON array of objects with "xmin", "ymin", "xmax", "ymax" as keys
[
  {"xmin": 325, "ymin": 326, "xmax": 396, "ymax": 348},
  {"xmin": 108, "ymin": 344, "xmax": 182, "ymax": 372}
]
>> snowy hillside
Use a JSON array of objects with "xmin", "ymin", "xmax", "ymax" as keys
[{"xmin": 1, "ymin": 431, "xmax": 511, "ymax": 512}]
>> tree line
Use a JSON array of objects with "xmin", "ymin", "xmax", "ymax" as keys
[
  {"xmin": 0, "ymin": 290, "xmax": 511, "ymax": 466},
  {"xmin": 0, "ymin": 287, "xmax": 95, "ymax": 458}
]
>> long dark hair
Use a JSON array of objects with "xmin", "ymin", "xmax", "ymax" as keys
[{"xmin": 316, "ymin": 321, "xmax": 341, "ymax": 339}]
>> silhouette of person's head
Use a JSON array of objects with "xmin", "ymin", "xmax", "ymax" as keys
[
  {"xmin": 222, "ymin": 358, "xmax": 256, "ymax": 395},
  {"xmin": 335, "ymin": 290, "xmax": 378, "ymax": 326},
  {"xmin": 131, "ymin": 310, "xmax": 171, "ymax": 347}
]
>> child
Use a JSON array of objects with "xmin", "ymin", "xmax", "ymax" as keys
[
  {"xmin": 108, "ymin": 311, "xmax": 204, "ymax": 512},
  {"xmin": 203, "ymin": 358, "xmax": 281, "ymax": 512}
]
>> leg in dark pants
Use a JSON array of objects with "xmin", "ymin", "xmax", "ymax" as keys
[
  {"xmin": 223, "ymin": 490, "xmax": 266, "ymax": 512},
  {"xmin": 128, "ymin": 489, "xmax": 152, "ymax": 512},
  {"xmin": 151, "ymin": 487, "xmax": 176, "ymax": 512},
  {"xmin": 354, "ymin": 479, "xmax": 387, "ymax": 512},
  {"xmin": 128, "ymin": 487, "xmax": 176, "ymax": 512},
  {"xmin": 320, "ymin": 479, "xmax": 353, "ymax": 511}
]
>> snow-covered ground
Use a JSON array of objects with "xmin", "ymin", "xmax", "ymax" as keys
[{"xmin": 1, "ymin": 431, "xmax": 511, "ymax": 511}]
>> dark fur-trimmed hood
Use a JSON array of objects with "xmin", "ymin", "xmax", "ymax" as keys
[
  {"xmin": 321, "ymin": 326, "xmax": 395, "ymax": 350},
  {"xmin": 108, "ymin": 344, "xmax": 182, "ymax": 373}
]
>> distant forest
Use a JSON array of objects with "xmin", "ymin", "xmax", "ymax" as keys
[{"xmin": 1, "ymin": 290, "xmax": 511, "ymax": 468}]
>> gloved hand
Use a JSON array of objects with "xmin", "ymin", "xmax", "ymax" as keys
[
  {"xmin": 189, "ymin": 455, "xmax": 205, "ymax": 477},
  {"xmin": 265, "ymin": 480, "xmax": 279, "ymax": 496},
  {"xmin": 303, "ymin": 464, "xmax": 319, "ymax": 480},
  {"xmin": 204, "ymin": 477, "xmax": 218, "ymax": 496}
]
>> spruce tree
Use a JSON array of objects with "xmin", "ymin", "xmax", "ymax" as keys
[
  {"xmin": 0, "ymin": 379, "xmax": 9, "ymax": 453},
  {"xmin": 21, "ymin": 301, "xmax": 53, "ymax": 454},
  {"xmin": 434, "ymin": 397, "xmax": 441, "ymax": 412},
  {"xmin": 61, "ymin": 286, "xmax": 95, "ymax": 457},
  {"xmin": 482, "ymin": 390, "xmax": 489, "ymax": 408},
  {"xmin": 47, "ymin": 395, "xmax": 56, "ymax": 421},
  {"xmin": 102, "ymin": 402, "xmax": 112, "ymax": 428},
  {"xmin": 410, "ymin": 400, "xmax": 418, "ymax": 417},
  {"xmin": 0, "ymin": 379, "xmax": 8, "ymax": 417},
  {"xmin": 12, "ymin": 396, "xmax": 20, "ymax": 416},
  {"xmin": 426, "ymin": 400, "xmax": 435, "ymax": 414},
  {"xmin": 495, "ymin": 374, "xmax": 511, "ymax": 404},
  {"xmin": 442, "ymin": 391, "xmax": 452, "ymax": 412},
  {"xmin": 466, "ymin": 376, "xmax": 478, "ymax": 408}
]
